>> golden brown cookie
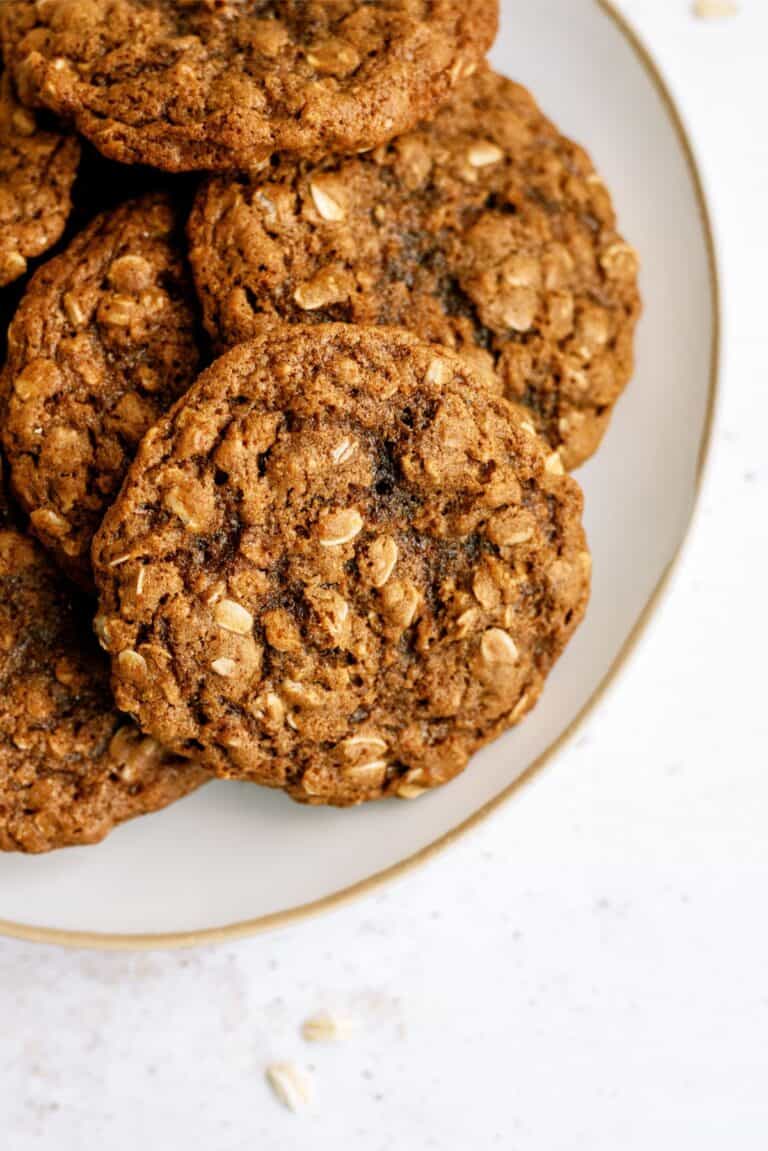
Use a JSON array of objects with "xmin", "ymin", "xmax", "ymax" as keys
[
  {"xmin": 1, "ymin": 0, "xmax": 497, "ymax": 172},
  {"xmin": 189, "ymin": 68, "xmax": 640, "ymax": 468},
  {"xmin": 0, "ymin": 520, "xmax": 208, "ymax": 854},
  {"xmin": 92, "ymin": 324, "xmax": 590, "ymax": 806},
  {"xmin": 1, "ymin": 193, "xmax": 201, "ymax": 584},
  {"xmin": 0, "ymin": 64, "xmax": 79, "ymax": 287}
]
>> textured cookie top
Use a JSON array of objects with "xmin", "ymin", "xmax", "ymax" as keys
[
  {"xmin": 93, "ymin": 324, "xmax": 590, "ymax": 806},
  {"xmin": 189, "ymin": 68, "xmax": 640, "ymax": 468},
  {"xmin": 1, "ymin": 193, "xmax": 201, "ymax": 584},
  {"xmin": 1, "ymin": 0, "xmax": 497, "ymax": 172},
  {"xmin": 0, "ymin": 523, "xmax": 207, "ymax": 853},
  {"xmin": 0, "ymin": 66, "xmax": 79, "ymax": 287}
]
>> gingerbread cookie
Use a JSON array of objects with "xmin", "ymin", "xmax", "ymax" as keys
[
  {"xmin": 1, "ymin": 193, "xmax": 201, "ymax": 583},
  {"xmin": 1, "ymin": 0, "xmax": 497, "ymax": 172},
  {"xmin": 0, "ymin": 517, "xmax": 208, "ymax": 853},
  {"xmin": 0, "ymin": 64, "xmax": 79, "ymax": 287},
  {"xmin": 93, "ymin": 324, "xmax": 590, "ymax": 806},
  {"xmin": 189, "ymin": 68, "xmax": 640, "ymax": 468}
]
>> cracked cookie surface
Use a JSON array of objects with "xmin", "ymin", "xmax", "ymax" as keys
[
  {"xmin": 93, "ymin": 324, "xmax": 590, "ymax": 806},
  {"xmin": 189, "ymin": 68, "xmax": 640, "ymax": 468},
  {"xmin": 0, "ymin": 515, "xmax": 208, "ymax": 853},
  {"xmin": 1, "ymin": 0, "xmax": 497, "ymax": 172},
  {"xmin": 1, "ymin": 192, "xmax": 201, "ymax": 584},
  {"xmin": 0, "ymin": 64, "xmax": 79, "ymax": 287}
]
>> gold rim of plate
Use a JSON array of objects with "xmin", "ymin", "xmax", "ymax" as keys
[{"xmin": 0, "ymin": 0, "xmax": 721, "ymax": 951}]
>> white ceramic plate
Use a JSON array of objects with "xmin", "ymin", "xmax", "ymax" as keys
[{"xmin": 0, "ymin": 0, "xmax": 717, "ymax": 947}]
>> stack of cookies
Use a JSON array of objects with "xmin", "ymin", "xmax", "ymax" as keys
[{"xmin": 0, "ymin": 0, "xmax": 640, "ymax": 852}]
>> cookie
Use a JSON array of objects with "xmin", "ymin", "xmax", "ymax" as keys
[
  {"xmin": 1, "ymin": 0, "xmax": 497, "ymax": 173},
  {"xmin": 92, "ymin": 324, "xmax": 590, "ymax": 806},
  {"xmin": 189, "ymin": 68, "xmax": 640, "ymax": 469},
  {"xmin": 0, "ymin": 64, "xmax": 79, "ymax": 287},
  {"xmin": 0, "ymin": 517, "xmax": 208, "ymax": 853},
  {"xmin": 1, "ymin": 192, "xmax": 201, "ymax": 584}
]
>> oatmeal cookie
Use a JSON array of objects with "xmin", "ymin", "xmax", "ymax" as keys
[
  {"xmin": 0, "ymin": 64, "xmax": 79, "ymax": 287},
  {"xmin": 1, "ymin": 0, "xmax": 497, "ymax": 172},
  {"xmin": 0, "ymin": 519, "xmax": 207, "ymax": 853},
  {"xmin": 93, "ymin": 324, "xmax": 590, "ymax": 806},
  {"xmin": 189, "ymin": 68, "xmax": 640, "ymax": 468},
  {"xmin": 1, "ymin": 192, "xmax": 201, "ymax": 583}
]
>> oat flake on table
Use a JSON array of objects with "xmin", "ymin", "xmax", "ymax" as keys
[
  {"xmin": 693, "ymin": 0, "xmax": 740, "ymax": 19},
  {"xmin": 302, "ymin": 1012, "xmax": 355, "ymax": 1042},
  {"xmin": 265, "ymin": 1063, "xmax": 313, "ymax": 1113}
]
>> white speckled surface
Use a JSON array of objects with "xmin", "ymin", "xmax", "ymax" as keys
[{"xmin": 1, "ymin": 1, "xmax": 767, "ymax": 1146}]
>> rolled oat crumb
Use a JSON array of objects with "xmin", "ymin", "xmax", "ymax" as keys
[
  {"xmin": 341, "ymin": 759, "xmax": 388, "ymax": 785},
  {"xmin": 693, "ymin": 0, "xmax": 739, "ymax": 17},
  {"xmin": 467, "ymin": 140, "xmax": 504, "ymax": 167},
  {"xmin": 481, "ymin": 628, "xmax": 519, "ymax": 666},
  {"xmin": 265, "ymin": 1063, "xmax": 312, "ymax": 1112},
  {"xmin": 2, "ymin": 251, "xmax": 27, "ymax": 279},
  {"xmin": 424, "ymin": 357, "xmax": 453, "ymax": 386},
  {"xmin": 302, "ymin": 1012, "xmax": 355, "ymax": 1042},
  {"xmin": 331, "ymin": 436, "xmax": 358, "ymax": 466},
  {"xmin": 293, "ymin": 266, "xmax": 353, "ymax": 311},
  {"xmin": 545, "ymin": 451, "xmax": 565, "ymax": 476},
  {"xmin": 366, "ymin": 535, "xmax": 399, "ymax": 588},
  {"xmin": 339, "ymin": 733, "xmax": 388, "ymax": 760},
  {"xmin": 397, "ymin": 782, "xmax": 428, "ymax": 799},
  {"xmin": 318, "ymin": 507, "xmax": 364, "ymax": 547},
  {"xmin": 214, "ymin": 599, "xmax": 254, "ymax": 635},
  {"xmin": 117, "ymin": 649, "xmax": 147, "ymax": 678},
  {"xmin": 309, "ymin": 181, "xmax": 346, "ymax": 222}
]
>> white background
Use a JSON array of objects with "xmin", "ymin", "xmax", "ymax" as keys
[{"xmin": 1, "ymin": 1, "xmax": 767, "ymax": 1147}]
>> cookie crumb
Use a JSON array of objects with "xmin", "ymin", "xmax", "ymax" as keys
[
  {"xmin": 302, "ymin": 1012, "xmax": 355, "ymax": 1042},
  {"xmin": 265, "ymin": 1063, "xmax": 312, "ymax": 1112},
  {"xmin": 692, "ymin": 0, "xmax": 739, "ymax": 18}
]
